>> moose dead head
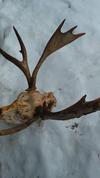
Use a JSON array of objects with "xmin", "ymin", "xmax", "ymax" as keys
[{"xmin": 0, "ymin": 20, "xmax": 99, "ymax": 136}]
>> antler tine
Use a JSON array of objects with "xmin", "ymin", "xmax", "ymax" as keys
[
  {"xmin": 0, "ymin": 118, "xmax": 34, "ymax": 136},
  {"xmin": 30, "ymin": 19, "xmax": 85, "ymax": 89},
  {"xmin": 13, "ymin": 26, "xmax": 27, "ymax": 62},
  {"xmin": 44, "ymin": 95, "xmax": 100, "ymax": 121},
  {"xmin": 0, "ymin": 27, "xmax": 31, "ymax": 88}
]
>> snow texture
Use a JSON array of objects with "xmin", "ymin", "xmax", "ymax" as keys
[{"xmin": 0, "ymin": 0, "xmax": 100, "ymax": 178}]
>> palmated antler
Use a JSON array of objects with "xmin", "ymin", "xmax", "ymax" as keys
[
  {"xmin": 30, "ymin": 19, "xmax": 85, "ymax": 89},
  {"xmin": 0, "ymin": 19, "xmax": 99, "ymax": 136}
]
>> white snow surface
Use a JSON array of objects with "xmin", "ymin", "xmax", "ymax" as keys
[{"xmin": 0, "ymin": 0, "xmax": 100, "ymax": 178}]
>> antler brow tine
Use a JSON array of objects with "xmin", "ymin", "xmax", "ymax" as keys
[
  {"xmin": 0, "ymin": 27, "xmax": 31, "ymax": 88},
  {"xmin": 30, "ymin": 19, "xmax": 85, "ymax": 89}
]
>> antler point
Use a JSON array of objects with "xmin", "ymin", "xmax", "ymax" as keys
[{"xmin": 58, "ymin": 19, "xmax": 66, "ymax": 31}]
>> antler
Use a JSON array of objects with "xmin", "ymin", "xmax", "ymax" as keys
[
  {"xmin": 0, "ymin": 27, "xmax": 31, "ymax": 88},
  {"xmin": 0, "ymin": 119, "xmax": 34, "ymax": 136},
  {"xmin": 30, "ymin": 19, "xmax": 85, "ymax": 89},
  {"xmin": 44, "ymin": 95, "xmax": 100, "ymax": 121},
  {"xmin": 0, "ymin": 20, "xmax": 85, "ymax": 90}
]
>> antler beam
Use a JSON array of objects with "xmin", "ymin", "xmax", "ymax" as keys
[
  {"xmin": 0, "ymin": 119, "xmax": 34, "ymax": 136},
  {"xmin": 44, "ymin": 95, "xmax": 100, "ymax": 121},
  {"xmin": 0, "ymin": 27, "xmax": 31, "ymax": 87}
]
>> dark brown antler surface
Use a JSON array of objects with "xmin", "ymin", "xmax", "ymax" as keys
[
  {"xmin": 0, "ymin": 27, "xmax": 31, "ymax": 87},
  {"xmin": 30, "ymin": 19, "xmax": 85, "ymax": 89},
  {"xmin": 44, "ymin": 95, "xmax": 100, "ymax": 121},
  {"xmin": 0, "ymin": 119, "xmax": 34, "ymax": 136}
]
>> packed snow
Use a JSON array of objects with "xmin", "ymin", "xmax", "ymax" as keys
[{"xmin": 0, "ymin": 0, "xmax": 100, "ymax": 177}]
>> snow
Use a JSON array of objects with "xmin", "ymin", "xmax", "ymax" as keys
[{"xmin": 0, "ymin": 0, "xmax": 100, "ymax": 177}]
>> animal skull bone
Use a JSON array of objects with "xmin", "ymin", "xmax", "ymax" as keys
[{"xmin": 0, "ymin": 90, "xmax": 56, "ymax": 124}]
